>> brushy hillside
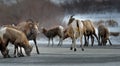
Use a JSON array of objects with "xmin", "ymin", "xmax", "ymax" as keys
[{"xmin": 0, "ymin": 0, "xmax": 65, "ymax": 28}]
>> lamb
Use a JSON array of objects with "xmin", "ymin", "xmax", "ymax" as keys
[
  {"xmin": 41, "ymin": 26, "xmax": 64, "ymax": 46},
  {"xmin": 64, "ymin": 15, "xmax": 84, "ymax": 51},
  {"xmin": 81, "ymin": 20, "xmax": 100, "ymax": 46},
  {"xmin": 0, "ymin": 26, "xmax": 33, "ymax": 57},
  {"xmin": 98, "ymin": 24, "xmax": 112, "ymax": 46}
]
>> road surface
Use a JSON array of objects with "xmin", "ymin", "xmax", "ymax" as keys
[{"xmin": 0, "ymin": 44, "xmax": 120, "ymax": 66}]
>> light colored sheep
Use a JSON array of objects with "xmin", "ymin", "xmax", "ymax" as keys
[{"xmin": 64, "ymin": 15, "xmax": 84, "ymax": 51}]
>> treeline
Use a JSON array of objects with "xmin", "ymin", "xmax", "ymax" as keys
[
  {"xmin": 0, "ymin": 0, "xmax": 120, "ymax": 27},
  {"xmin": 0, "ymin": 0, "xmax": 64, "ymax": 27},
  {"xmin": 61, "ymin": 0, "xmax": 120, "ymax": 14}
]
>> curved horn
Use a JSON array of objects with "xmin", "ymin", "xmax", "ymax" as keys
[{"xmin": 70, "ymin": 15, "xmax": 74, "ymax": 19}]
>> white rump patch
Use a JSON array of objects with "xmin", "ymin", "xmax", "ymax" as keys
[
  {"xmin": 0, "ymin": 27, "xmax": 7, "ymax": 39},
  {"xmin": 71, "ymin": 20, "xmax": 83, "ymax": 29},
  {"xmin": 59, "ymin": 26, "xmax": 64, "ymax": 32},
  {"xmin": 59, "ymin": 26, "xmax": 64, "ymax": 30}
]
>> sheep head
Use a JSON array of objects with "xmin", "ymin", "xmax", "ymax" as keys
[
  {"xmin": 24, "ymin": 45, "xmax": 33, "ymax": 56},
  {"xmin": 68, "ymin": 15, "xmax": 75, "ymax": 25},
  {"xmin": 41, "ymin": 27, "xmax": 47, "ymax": 34}
]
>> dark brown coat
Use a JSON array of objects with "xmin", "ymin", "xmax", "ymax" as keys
[
  {"xmin": 98, "ymin": 24, "xmax": 112, "ymax": 46},
  {"xmin": 41, "ymin": 26, "xmax": 64, "ymax": 46}
]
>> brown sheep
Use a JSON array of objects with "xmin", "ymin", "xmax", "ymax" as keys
[
  {"xmin": 41, "ymin": 26, "xmax": 64, "ymax": 46},
  {"xmin": 81, "ymin": 20, "xmax": 100, "ymax": 46},
  {"xmin": 16, "ymin": 19, "xmax": 40, "ymax": 54},
  {"xmin": 98, "ymin": 24, "xmax": 112, "ymax": 46},
  {"xmin": 106, "ymin": 20, "xmax": 118, "ymax": 27},
  {"xmin": 0, "ymin": 26, "xmax": 33, "ymax": 57},
  {"xmin": 3, "ymin": 20, "xmax": 40, "ymax": 56},
  {"xmin": 64, "ymin": 15, "xmax": 84, "ymax": 51},
  {"xmin": 110, "ymin": 32, "xmax": 119, "ymax": 36}
]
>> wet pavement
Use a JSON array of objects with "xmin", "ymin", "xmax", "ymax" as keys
[{"xmin": 0, "ymin": 44, "xmax": 120, "ymax": 66}]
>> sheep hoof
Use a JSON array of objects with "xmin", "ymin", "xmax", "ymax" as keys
[
  {"xmin": 20, "ymin": 54, "xmax": 25, "ymax": 57},
  {"xmin": 74, "ymin": 48, "xmax": 77, "ymax": 51},
  {"xmin": 4, "ymin": 55, "xmax": 11, "ymax": 58},
  {"xmin": 8, "ymin": 55, "xmax": 11, "ymax": 58},
  {"xmin": 37, "ymin": 52, "xmax": 40, "ymax": 54},
  {"xmin": 17, "ymin": 53, "xmax": 21, "ymax": 57},
  {"xmin": 91, "ymin": 44, "xmax": 93, "ymax": 46},
  {"xmin": 14, "ymin": 55, "xmax": 17, "ymax": 58},
  {"xmin": 98, "ymin": 44, "xmax": 102, "ymax": 46},
  {"xmin": 17, "ymin": 53, "xmax": 24, "ymax": 57},
  {"xmin": 82, "ymin": 48, "xmax": 84, "ymax": 51},
  {"xmin": 70, "ymin": 47, "xmax": 73, "ymax": 50}
]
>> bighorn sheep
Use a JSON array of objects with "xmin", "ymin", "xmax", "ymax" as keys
[
  {"xmin": 16, "ymin": 19, "xmax": 40, "ymax": 54},
  {"xmin": 41, "ymin": 26, "xmax": 64, "ymax": 46},
  {"xmin": 64, "ymin": 15, "xmax": 84, "ymax": 51},
  {"xmin": 81, "ymin": 20, "xmax": 100, "ymax": 46},
  {"xmin": 0, "ymin": 26, "xmax": 33, "ymax": 57},
  {"xmin": 98, "ymin": 24, "xmax": 112, "ymax": 46}
]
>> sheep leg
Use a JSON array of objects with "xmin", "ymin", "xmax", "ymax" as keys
[
  {"xmin": 91, "ymin": 35, "xmax": 94, "ymax": 46},
  {"xmin": 87, "ymin": 35, "xmax": 89, "ymax": 46},
  {"xmin": 100, "ymin": 36, "xmax": 102, "ymax": 46},
  {"xmin": 19, "ymin": 47, "xmax": 24, "ymax": 57},
  {"xmin": 94, "ymin": 33, "xmax": 101, "ymax": 46},
  {"xmin": 2, "ymin": 41, "xmax": 11, "ymax": 58},
  {"xmin": 101, "ymin": 37, "xmax": 104, "ymax": 46},
  {"xmin": 70, "ymin": 39, "xmax": 74, "ymax": 50},
  {"xmin": 73, "ymin": 38, "xmax": 77, "ymax": 51},
  {"xmin": 57, "ymin": 37, "xmax": 63, "ymax": 47},
  {"xmin": 14, "ymin": 45, "xmax": 21, "ymax": 57},
  {"xmin": 108, "ymin": 39, "xmax": 112, "ymax": 46},
  {"xmin": 60, "ymin": 37, "xmax": 63, "ymax": 46},
  {"xmin": 60, "ymin": 33, "xmax": 64, "ymax": 47},
  {"xmin": 17, "ymin": 47, "xmax": 22, "ymax": 57},
  {"xmin": 98, "ymin": 34, "xmax": 102, "ymax": 46},
  {"xmin": 57, "ymin": 38, "xmax": 61, "ymax": 46},
  {"xmin": 52, "ymin": 38, "xmax": 54, "ymax": 47},
  {"xmin": 14, "ymin": 45, "xmax": 17, "ymax": 57},
  {"xmin": 80, "ymin": 36, "xmax": 84, "ymax": 51},
  {"xmin": 1, "ymin": 48, "xmax": 10, "ymax": 58},
  {"xmin": 47, "ymin": 38, "xmax": 50, "ymax": 47},
  {"xmin": 33, "ymin": 39, "xmax": 40, "ymax": 54},
  {"xmin": 84, "ymin": 35, "xmax": 88, "ymax": 46}
]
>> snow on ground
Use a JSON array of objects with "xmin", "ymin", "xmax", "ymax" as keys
[
  {"xmin": 62, "ymin": 12, "xmax": 120, "ymax": 45},
  {"xmin": 62, "ymin": 12, "xmax": 120, "ymax": 24},
  {"xmin": 30, "ymin": 12, "xmax": 120, "ymax": 45}
]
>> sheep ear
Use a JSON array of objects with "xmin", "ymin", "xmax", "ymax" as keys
[{"xmin": 70, "ymin": 15, "xmax": 74, "ymax": 18}]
